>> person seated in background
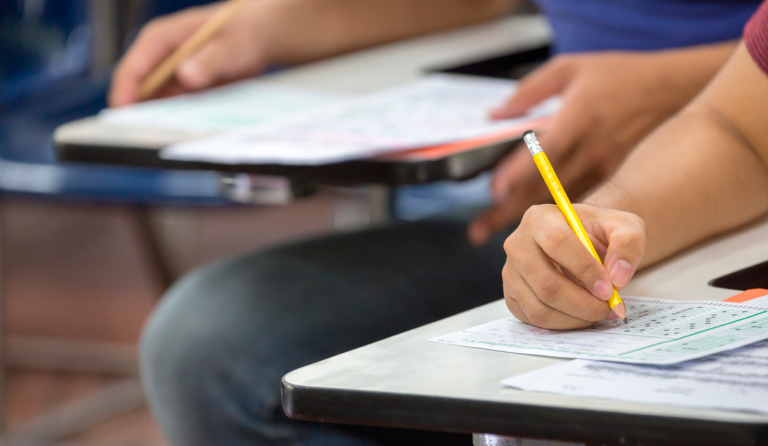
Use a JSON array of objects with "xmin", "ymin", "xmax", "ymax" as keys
[
  {"xmin": 503, "ymin": 2, "xmax": 768, "ymax": 330},
  {"xmin": 110, "ymin": 0, "xmax": 763, "ymax": 445}
]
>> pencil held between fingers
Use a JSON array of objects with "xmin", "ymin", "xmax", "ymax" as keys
[
  {"xmin": 502, "ymin": 204, "xmax": 646, "ymax": 330},
  {"xmin": 109, "ymin": 0, "xmax": 270, "ymax": 107}
]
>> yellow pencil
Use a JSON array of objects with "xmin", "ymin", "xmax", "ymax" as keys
[
  {"xmin": 138, "ymin": 0, "xmax": 250, "ymax": 101},
  {"xmin": 522, "ymin": 130, "xmax": 628, "ymax": 323}
]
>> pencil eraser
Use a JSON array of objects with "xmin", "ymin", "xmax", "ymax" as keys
[{"xmin": 522, "ymin": 130, "xmax": 534, "ymax": 138}]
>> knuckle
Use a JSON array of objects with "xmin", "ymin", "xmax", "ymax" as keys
[
  {"xmin": 523, "ymin": 204, "xmax": 557, "ymax": 231},
  {"xmin": 520, "ymin": 206, "xmax": 538, "ymax": 226},
  {"xmin": 516, "ymin": 255, "xmax": 538, "ymax": 279},
  {"xmin": 526, "ymin": 306, "xmax": 550, "ymax": 327},
  {"xmin": 503, "ymin": 233, "xmax": 517, "ymax": 255},
  {"xmin": 504, "ymin": 294, "xmax": 525, "ymax": 320},
  {"xmin": 540, "ymin": 228, "xmax": 568, "ymax": 253},
  {"xmin": 501, "ymin": 262, "xmax": 514, "ymax": 281},
  {"xmin": 574, "ymin": 258, "xmax": 600, "ymax": 281},
  {"xmin": 630, "ymin": 214, "xmax": 647, "ymax": 233},
  {"xmin": 537, "ymin": 276, "xmax": 561, "ymax": 301},
  {"xmin": 615, "ymin": 230, "xmax": 645, "ymax": 251}
]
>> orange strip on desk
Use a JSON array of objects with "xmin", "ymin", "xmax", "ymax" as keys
[
  {"xmin": 378, "ymin": 117, "xmax": 550, "ymax": 161},
  {"xmin": 723, "ymin": 289, "xmax": 768, "ymax": 303}
]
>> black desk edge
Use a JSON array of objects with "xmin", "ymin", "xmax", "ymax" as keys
[
  {"xmin": 281, "ymin": 377, "xmax": 768, "ymax": 446},
  {"xmin": 56, "ymin": 138, "xmax": 519, "ymax": 186}
]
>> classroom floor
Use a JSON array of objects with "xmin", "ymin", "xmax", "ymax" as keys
[{"xmin": 3, "ymin": 195, "xmax": 341, "ymax": 445}]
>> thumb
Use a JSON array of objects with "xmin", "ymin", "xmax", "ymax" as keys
[
  {"xmin": 490, "ymin": 59, "xmax": 573, "ymax": 119},
  {"xmin": 600, "ymin": 214, "xmax": 647, "ymax": 290}
]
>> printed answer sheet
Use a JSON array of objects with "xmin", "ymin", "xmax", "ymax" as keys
[
  {"xmin": 502, "ymin": 339, "xmax": 768, "ymax": 415},
  {"xmin": 99, "ymin": 81, "xmax": 342, "ymax": 132},
  {"xmin": 160, "ymin": 74, "xmax": 560, "ymax": 165},
  {"xmin": 429, "ymin": 296, "xmax": 768, "ymax": 364}
]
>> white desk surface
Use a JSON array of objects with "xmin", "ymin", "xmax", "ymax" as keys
[
  {"xmin": 54, "ymin": 16, "xmax": 550, "ymax": 148},
  {"xmin": 284, "ymin": 215, "xmax": 768, "ymax": 427}
]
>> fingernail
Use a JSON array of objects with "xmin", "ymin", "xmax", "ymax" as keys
[
  {"xmin": 178, "ymin": 60, "xmax": 209, "ymax": 88},
  {"xmin": 610, "ymin": 260, "xmax": 633, "ymax": 288},
  {"xmin": 593, "ymin": 279, "xmax": 613, "ymax": 301},
  {"xmin": 608, "ymin": 310, "xmax": 619, "ymax": 320}
]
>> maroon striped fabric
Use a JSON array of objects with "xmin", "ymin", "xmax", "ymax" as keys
[{"xmin": 745, "ymin": 0, "xmax": 768, "ymax": 76}]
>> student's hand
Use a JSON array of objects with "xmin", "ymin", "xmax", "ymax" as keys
[
  {"xmin": 109, "ymin": 1, "xmax": 276, "ymax": 107},
  {"xmin": 469, "ymin": 44, "xmax": 735, "ymax": 245},
  {"xmin": 502, "ymin": 204, "xmax": 646, "ymax": 330},
  {"xmin": 109, "ymin": 0, "xmax": 515, "ymax": 107}
]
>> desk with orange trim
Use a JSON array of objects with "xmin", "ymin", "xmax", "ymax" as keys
[{"xmin": 281, "ymin": 217, "xmax": 768, "ymax": 446}]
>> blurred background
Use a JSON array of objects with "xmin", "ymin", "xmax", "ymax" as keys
[
  {"xmin": 0, "ymin": 0, "xmax": 535, "ymax": 444},
  {"xmin": 0, "ymin": 1, "xmax": 376, "ymax": 444}
]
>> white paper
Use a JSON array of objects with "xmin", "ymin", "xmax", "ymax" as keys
[
  {"xmin": 501, "ymin": 339, "xmax": 768, "ymax": 415},
  {"xmin": 99, "ymin": 80, "xmax": 342, "ymax": 132},
  {"xmin": 160, "ymin": 74, "xmax": 560, "ymax": 165},
  {"xmin": 429, "ymin": 296, "xmax": 768, "ymax": 364}
]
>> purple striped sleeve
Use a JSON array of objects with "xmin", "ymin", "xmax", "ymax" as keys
[{"xmin": 745, "ymin": 1, "xmax": 768, "ymax": 76}]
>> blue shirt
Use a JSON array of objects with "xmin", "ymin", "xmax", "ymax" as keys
[{"xmin": 533, "ymin": 0, "xmax": 763, "ymax": 53}]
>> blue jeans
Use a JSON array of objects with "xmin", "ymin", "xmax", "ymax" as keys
[{"xmin": 141, "ymin": 214, "xmax": 509, "ymax": 446}]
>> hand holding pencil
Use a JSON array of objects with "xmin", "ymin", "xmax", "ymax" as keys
[
  {"xmin": 501, "ymin": 131, "xmax": 646, "ymax": 330},
  {"xmin": 109, "ymin": 0, "xmax": 268, "ymax": 107}
]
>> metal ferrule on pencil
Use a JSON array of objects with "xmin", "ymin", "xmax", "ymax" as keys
[{"xmin": 523, "ymin": 130, "xmax": 543, "ymax": 156}]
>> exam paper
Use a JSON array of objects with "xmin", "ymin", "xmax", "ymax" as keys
[
  {"xmin": 429, "ymin": 296, "xmax": 768, "ymax": 364},
  {"xmin": 99, "ymin": 81, "xmax": 342, "ymax": 132},
  {"xmin": 160, "ymin": 74, "xmax": 560, "ymax": 165},
  {"xmin": 501, "ymin": 339, "xmax": 768, "ymax": 415}
]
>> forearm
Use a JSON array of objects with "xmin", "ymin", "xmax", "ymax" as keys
[
  {"xmin": 257, "ymin": 0, "xmax": 515, "ymax": 64},
  {"xmin": 585, "ymin": 112, "xmax": 768, "ymax": 267},
  {"xmin": 585, "ymin": 45, "xmax": 768, "ymax": 268},
  {"xmin": 644, "ymin": 41, "xmax": 738, "ymax": 114}
]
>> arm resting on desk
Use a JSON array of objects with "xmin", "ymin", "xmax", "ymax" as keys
[{"xmin": 585, "ymin": 43, "xmax": 768, "ymax": 268}]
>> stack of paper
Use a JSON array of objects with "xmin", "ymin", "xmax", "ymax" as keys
[
  {"xmin": 160, "ymin": 74, "xmax": 560, "ymax": 165},
  {"xmin": 502, "ymin": 340, "xmax": 768, "ymax": 415},
  {"xmin": 99, "ymin": 81, "xmax": 343, "ymax": 133}
]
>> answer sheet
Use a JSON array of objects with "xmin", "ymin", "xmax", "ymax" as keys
[
  {"xmin": 99, "ymin": 81, "xmax": 342, "ymax": 132},
  {"xmin": 429, "ymin": 296, "xmax": 768, "ymax": 364},
  {"xmin": 160, "ymin": 74, "xmax": 560, "ymax": 165},
  {"xmin": 502, "ymin": 339, "xmax": 768, "ymax": 415}
]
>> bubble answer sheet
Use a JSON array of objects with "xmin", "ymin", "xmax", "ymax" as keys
[
  {"xmin": 429, "ymin": 296, "xmax": 768, "ymax": 364},
  {"xmin": 501, "ymin": 339, "xmax": 768, "ymax": 415},
  {"xmin": 159, "ymin": 74, "xmax": 560, "ymax": 165}
]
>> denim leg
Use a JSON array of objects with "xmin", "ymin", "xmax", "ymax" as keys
[{"xmin": 141, "ymin": 216, "xmax": 509, "ymax": 446}]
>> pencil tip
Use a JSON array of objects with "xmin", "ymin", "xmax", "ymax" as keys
[{"xmin": 623, "ymin": 317, "xmax": 628, "ymax": 324}]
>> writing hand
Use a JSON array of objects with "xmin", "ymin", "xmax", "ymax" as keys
[{"xmin": 503, "ymin": 204, "xmax": 646, "ymax": 329}]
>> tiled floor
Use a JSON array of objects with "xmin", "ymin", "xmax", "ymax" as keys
[{"xmin": 2, "ymin": 196, "xmax": 341, "ymax": 444}]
